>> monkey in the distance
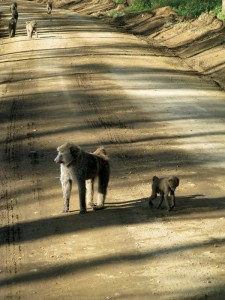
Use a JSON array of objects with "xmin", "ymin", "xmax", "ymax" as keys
[
  {"xmin": 55, "ymin": 143, "xmax": 110, "ymax": 214},
  {"xmin": 149, "ymin": 176, "xmax": 180, "ymax": 211},
  {"xmin": 47, "ymin": 2, "xmax": 52, "ymax": 14},
  {"xmin": 26, "ymin": 20, "xmax": 38, "ymax": 38}
]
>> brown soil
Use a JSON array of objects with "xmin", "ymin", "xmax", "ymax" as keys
[{"xmin": 0, "ymin": 1, "xmax": 225, "ymax": 299}]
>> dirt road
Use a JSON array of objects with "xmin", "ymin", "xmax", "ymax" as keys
[{"xmin": 0, "ymin": 1, "xmax": 225, "ymax": 299}]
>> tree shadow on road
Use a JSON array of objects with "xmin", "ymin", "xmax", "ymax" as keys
[
  {"xmin": 0, "ymin": 194, "xmax": 224, "ymax": 246},
  {"xmin": 0, "ymin": 226, "xmax": 224, "ymax": 297}
]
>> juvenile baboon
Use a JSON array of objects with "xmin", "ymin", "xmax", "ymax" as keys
[
  {"xmin": 54, "ymin": 143, "xmax": 110, "ymax": 214},
  {"xmin": 26, "ymin": 21, "xmax": 38, "ymax": 38},
  {"xmin": 10, "ymin": 2, "xmax": 17, "ymax": 12},
  {"xmin": 11, "ymin": 8, "xmax": 18, "ymax": 22},
  {"xmin": 47, "ymin": 2, "xmax": 52, "ymax": 14},
  {"xmin": 149, "ymin": 176, "xmax": 180, "ymax": 211},
  {"xmin": 8, "ymin": 17, "xmax": 17, "ymax": 37}
]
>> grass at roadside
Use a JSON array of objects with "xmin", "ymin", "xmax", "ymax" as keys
[{"xmin": 110, "ymin": 0, "xmax": 225, "ymax": 20}]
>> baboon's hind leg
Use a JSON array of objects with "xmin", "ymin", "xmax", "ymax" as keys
[
  {"xmin": 94, "ymin": 169, "xmax": 109, "ymax": 210},
  {"xmin": 149, "ymin": 193, "xmax": 157, "ymax": 207}
]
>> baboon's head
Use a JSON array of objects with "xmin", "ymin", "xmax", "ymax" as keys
[
  {"xmin": 54, "ymin": 143, "xmax": 81, "ymax": 165},
  {"xmin": 168, "ymin": 176, "xmax": 179, "ymax": 191},
  {"xmin": 152, "ymin": 176, "xmax": 159, "ymax": 183}
]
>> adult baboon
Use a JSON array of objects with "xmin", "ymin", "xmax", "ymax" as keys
[
  {"xmin": 26, "ymin": 21, "xmax": 38, "ymax": 38},
  {"xmin": 149, "ymin": 176, "xmax": 180, "ymax": 211},
  {"xmin": 8, "ymin": 17, "xmax": 17, "ymax": 37},
  {"xmin": 54, "ymin": 143, "xmax": 110, "ymax": 214},
  {"xmin": 47, "ymin": 2, "xmax": 52, "ymax": 14}
]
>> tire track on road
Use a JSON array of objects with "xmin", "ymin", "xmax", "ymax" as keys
[
  {"xmin": 0, "ymin": 77, "xmax": 41, "ymax": 299},
  {"xmin": 76, "ymin": 73, "xmax": 135, "ymax": 148},
  {"xmin": 1, "ymin": 88, "xmax": 24, "ymax": 300}
]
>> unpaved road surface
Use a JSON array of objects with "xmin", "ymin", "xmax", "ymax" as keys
[{"xmin": 0, "ymin": 1, "xmax": 225, "ymax": 299}]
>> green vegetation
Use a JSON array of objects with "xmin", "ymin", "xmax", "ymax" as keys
[
  {"xmin": 151, "ymin": 0, "xmax": 222, "ymax": 18},
  {"xmin": 131, "ymin": 0, "xmax": 152, "ymax": 10},
  {"xmin": 109, "ymin": 0, "xmax": 152, "ymax": 17},
  {"xmin": 210, "ymin": 4, "xmax": 225, "ymax": 20},
  {"xmin": 112, "ymin": 0, "xmax": 126, "ymax": 4},
  {"xmin": 111, "ymin": 0, "xmax": 224, "ymax": 19}
]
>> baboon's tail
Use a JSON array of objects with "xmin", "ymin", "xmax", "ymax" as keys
[{"xmin": 93, "ymin": 146, "xmax": 108, "ymax": 161}]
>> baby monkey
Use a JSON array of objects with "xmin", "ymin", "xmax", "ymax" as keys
[{"xmin": 149, "ymin": 176, "xmax": 180, "ymax": 211}]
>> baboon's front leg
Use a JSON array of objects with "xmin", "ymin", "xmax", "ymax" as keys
[
  {"xmin": 164, "ymin": 193, "xmax": 171, "ymax": 211},
  {"xmin": 86, "ymin": 179, "xmax": 94, "ymax": 207},
  {"xmin": 157, "ymin": 192, "xmax": 164, "ymax": 209},
  {"xmin": 62, "ymin": 179, "xmax": 72, "ymax": 212},
  {"xmin": 78, "ymin": 179, "xmax": 87, "ymax": 214},
  {"xmin": 170, "ymin": 191, "xmax": 176, "ymax": 210}
]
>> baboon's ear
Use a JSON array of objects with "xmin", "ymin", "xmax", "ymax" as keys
[{"xmin": 70, "ymin": 145, "xmax": 81, "ymax": 158}]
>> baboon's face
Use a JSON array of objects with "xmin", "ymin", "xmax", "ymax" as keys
[
  {"xmin": 54, "ymin": 149, "xmax": 73, "ymax": 165},
  {"xmin": 54, "ymin": 151, "xmax": 64, "ymax": 164},
  {"xmin": 168, "ymin": 177, "xmax": 179, "ymax": 191},
  {"xmin": 55, "ymin": 143, "xmax": 80, "ymax": 165}
]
